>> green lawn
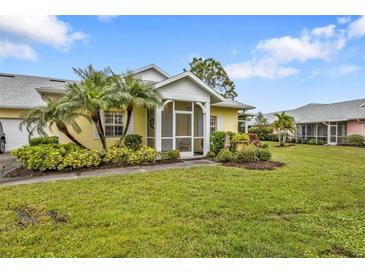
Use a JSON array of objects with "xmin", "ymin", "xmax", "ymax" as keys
[{"xmin": 1, "ymin": 143, "xmax": 365, "ymax": 257}]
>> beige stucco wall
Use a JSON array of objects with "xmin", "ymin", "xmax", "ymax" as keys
[
  {"xmin": 210, "ymin": 106, "xmax": 239, "ymax": 133},
  {"xmin": 56, "ymin": 106, "xmax": 147, "ymax": 151},
  {"xmin": 1, "ymin": 103, "xmax": 238, "ymax": 150}
]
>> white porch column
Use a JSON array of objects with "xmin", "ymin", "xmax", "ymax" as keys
[
  {"xmin": 204, "ymin": 102, "xmax": 211, "ymax": 155},
  {"xmin": 327, "ymin": 122, "xmax": 330, "ymax": 145},
  {"xmin": 154, "ymin": 106, "xmax": 162, "ymax": 151},
  {"xmin": 315, "ymin": 123, "xmax": 318, "ymax": 144},
  {"xmin": 245, "ymin": 116, "xmax": 248, "ymax": 133}
]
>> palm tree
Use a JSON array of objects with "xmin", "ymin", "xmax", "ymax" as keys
[
  {"xmin": 20, "ymin": 100, "xmax": 88, "ymax": 148},
  {"xmin": 64, "ymin": 65, "xmax": 113, "ymax": 151},
  {"xmin": 108, "ymin": 72, "xmax": 162, "ymax": 146},
  {"xmin": 272, "ymin": 112, "xmax": 296, "ymax": 146}
]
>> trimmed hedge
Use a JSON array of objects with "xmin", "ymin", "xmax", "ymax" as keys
[
  {"xmin": 12, "ymin": 144, "xmax": 100, "ymax": 171},
  {"xmin": 29, "ymin": 136, "xmax": 59, "ymax": 146},
  {"xmin": 160, "ymin": 149, "xmax": 180, "ymax": 161},
  {"xmin": 346, "ymin": 134, "xmax": 364, "ymax": 146}
]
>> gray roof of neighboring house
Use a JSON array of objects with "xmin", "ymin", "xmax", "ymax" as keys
[
  {"xmin": 262, "ymin": 99, "xmax": 365, "ymax": 124},
  {"xmin": 0, "ymin": 73, "xmax": 73, "ymax": 109}
]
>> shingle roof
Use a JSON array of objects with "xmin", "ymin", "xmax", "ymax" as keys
[
  {"xmin": 212, "ymin": 99, "xmax": 255, "ymax": 110},
  {"xmin": 263, "ymin": 99, "xmax": 365, "ymax": 124},
  {"xmin": 0, "ymin": 73, "xmax": 73, "ymax": 109},
  {"xmin": 0, "ymin": 67, "xmax": 254, "ymax": 111}
]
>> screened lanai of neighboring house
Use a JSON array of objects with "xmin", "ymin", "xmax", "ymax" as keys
[
  {"xmin": 295, "ymin": 121, "xmax": 347, "ymax": 145},
  {"xmin": 262, "ymin": 99, "xmax": 365, "ymax": 145}
]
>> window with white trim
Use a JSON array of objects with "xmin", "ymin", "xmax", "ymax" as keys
[
  {"xmin": 104, "ymin": 112, "xmax": 123, "ymax": 137},
  {"xmin": 210, "ymin": 116, "xmax": 217, "ymax": 133}
]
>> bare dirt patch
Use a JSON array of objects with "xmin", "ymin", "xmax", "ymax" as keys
[
  {"xmin": 321, "ymin": 245, "xmax": 357, "ymax": 258},
  {"xmin": 223, "ymin": 161, "xmax": 285, "ymax": 170},
  {"xmin": 13, "ymin": 205, "xmax": 68, "ymax": 227}
]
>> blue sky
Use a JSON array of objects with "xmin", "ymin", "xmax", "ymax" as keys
[{"xmin": 0, "ymin": 16, "xmax": 364, "ymax": 113}]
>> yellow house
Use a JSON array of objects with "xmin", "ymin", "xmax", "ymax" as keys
[{"xmin": 0, "ymin": 64, "xmax": 254, "ymax": 157}]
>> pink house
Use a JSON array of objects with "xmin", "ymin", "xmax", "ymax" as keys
[{"xmin": 262, "ymin": 99, "xmax": 365, "ymax": 145}]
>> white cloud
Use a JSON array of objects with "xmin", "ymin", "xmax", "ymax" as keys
[
  {"xmin": 0, "ymin": 40, "xmax": 36, "ymax": 61},
  {"xmin": 231, "ymin": 49, "xmax": 238, "ymax": 55},
  {"xmin": 256, "ymin": 26, "xmax": 345, "ymax": 63},
  {"xmin": 348, "ymin": 16, "xmax": 365, "ymax": 39},
  {"xmin": 0, "ymin": 16, "xmax": 87, "ymax": 51},
  {"xmin": 225, "ymin": 59, "xmax": 299, "ymax": 80},
  {"xmin": 337, "ymin": 64, "xmax": 360, "ymax": 75},
  {"xmin": 311, "ymin": 24, "xmax": 336, "ymax": 38},
  {"xmin": 225, "ymin": 23, "xmax": 351, "ymax": 80},
  {"xmin": 97, "ymin": 16, "xmax": 119, "ymax": 23},
  {"xmin": 337, "ymin": 16, "xmax": 352, "ymax": 25},
  {"xmin": 312, "ymin": 64, "xmax": 360, "ymax": 77}
]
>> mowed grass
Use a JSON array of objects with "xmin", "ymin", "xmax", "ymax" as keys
[{"xmin": 1, "ymin": 143, "xmax": 365, "ymax": 257}]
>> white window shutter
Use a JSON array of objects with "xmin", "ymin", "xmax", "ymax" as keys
[
  {"xmin": 217, "ymin": 115, "xmax": 223, "ymax": 131},
  {"xmin": 126, "ymin": 111, "xmax": 134, "ymax": 135}
]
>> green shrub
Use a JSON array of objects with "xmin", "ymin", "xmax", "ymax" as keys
[
  {"xmin": 127, "ymin": 145, "xmax": 157, "ymax": 165},
  {"xmin": 257, "ymin": 148, "xmax": 271, "ymax": 161},
  {"xmin": 249, "ymin": 126, "xmax": 272, "ymax": 140},
  {"xmin": 232, "ymin": 133, "xmax": 249, "ymax": 143},
  {"xmin": 60, "ymin": 149, "xmax": 101, "ymax": 170},
  {"xmin": 215, "ymin": 148, "xmax": 234, "ymax": 162},
  {"xmin": 124, "ymin": 134, "xmax": 142, "ymax": 150},
  {"xmin": 258, "ymin": 143, "xmax": 269, "ymax": 149},
  {"xmin": 167, "ymin": 149, "xmax": 180, "ymax": 160},
  {"xmin": 206, "ymin": 151, "xmax": 215, "ymax": 158},
  {"xmin": 159, "ymin": 149, "xmax": 180, "ymax": 161},
  {"xmin": 12, "ymin": 144, "xmax": 83, "ymax": 171},
  {"xmin": 346, "ymin": 134, "xmax": 365, "ymax": 146},
  {"xmin": 103, "ymin": 146, "xmax": 132, "ymax": 164},
  {"xmin": 29, "ymin": 136, "xmax": 59, "ymax": 146},
  {"xmin": 308, "ymin": 139, "xmax": 317, "ymax": 145},
  {"xmin": 210, "ymin": 131, "xmax": 226, "ymax": 154},
  {"xmin": 235, "ymin": 145, "xmax": 258, "ymax": 163},
  {"xmin": 317, "ymin": 139, "xmax": 325, "ymax": 145}
]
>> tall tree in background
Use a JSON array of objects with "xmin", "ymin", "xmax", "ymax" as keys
[
  {"xmin": 185, "ymin": 57, "xmax": 237, "ymax": 98},
  {"xmin": 255, "ymin": 112, "xmax": 269, "ymax": 126}
]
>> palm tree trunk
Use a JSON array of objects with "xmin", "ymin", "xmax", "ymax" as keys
[
  {"xmin": 92, "ymin": 111, "xmax": 107, "ymax": 151},
  {"xmin": 117, "ymin": 106, "xmax": 133, "ymax": 147},
  {"xmin": 57, "ymin": 123, "xmax": 87, "ymax": 149}
]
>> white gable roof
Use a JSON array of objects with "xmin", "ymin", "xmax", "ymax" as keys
[
  {"xmin": 153, "ymin": 71, "xmax": 226, "ymax": 103},
  {"xmin": 130, "ymin": 64, "xmax": 170, "ymax": 82}
]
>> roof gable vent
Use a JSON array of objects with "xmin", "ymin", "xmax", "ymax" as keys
[{"xmin": 50, "ymin": 79, "xmax": 66, "ymax": 83}]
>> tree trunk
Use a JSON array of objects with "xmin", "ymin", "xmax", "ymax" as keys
[
  {"xmin": 116, "ymin": 106, "xmax": 133, "ymax": 147},
  {"xmin": 92, "ymin": 111, "xmax": 107, "ymax": 151},
  {"xmin": 57, "ymin": 123, "xmax": 87, "ymax": 149}
]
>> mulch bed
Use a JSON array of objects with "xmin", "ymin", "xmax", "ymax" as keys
[
  {"xmin": 223, "ymin": 161, "xmax": 285, "ymax": 170},
  {"xmin": 4, "ymin": 159, "xmax": 183, "ymax": 178}
]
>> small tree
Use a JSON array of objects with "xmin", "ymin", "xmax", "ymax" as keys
[
  {"xmin": 186, "ymin": 57, "xmax": 237, "ymax": 98},
  {"xmin": 272, "ymin": 112, "xmax": 296, "ymax": 147},
  {"xmin": 20, "ymin": 100, "xmax": 88, "ymax": 149},
  {"xmin": 108, "ymin": 72, "xmax": 162, "ymax": 146},
  {"xmin": 63, "ymin": 65, "xmax": 113, "ymax": 151}
]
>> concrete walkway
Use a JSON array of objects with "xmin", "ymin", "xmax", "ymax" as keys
[{"xmin": 0, "ymin": 159, "xmax": 217, "ymax": 187}]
